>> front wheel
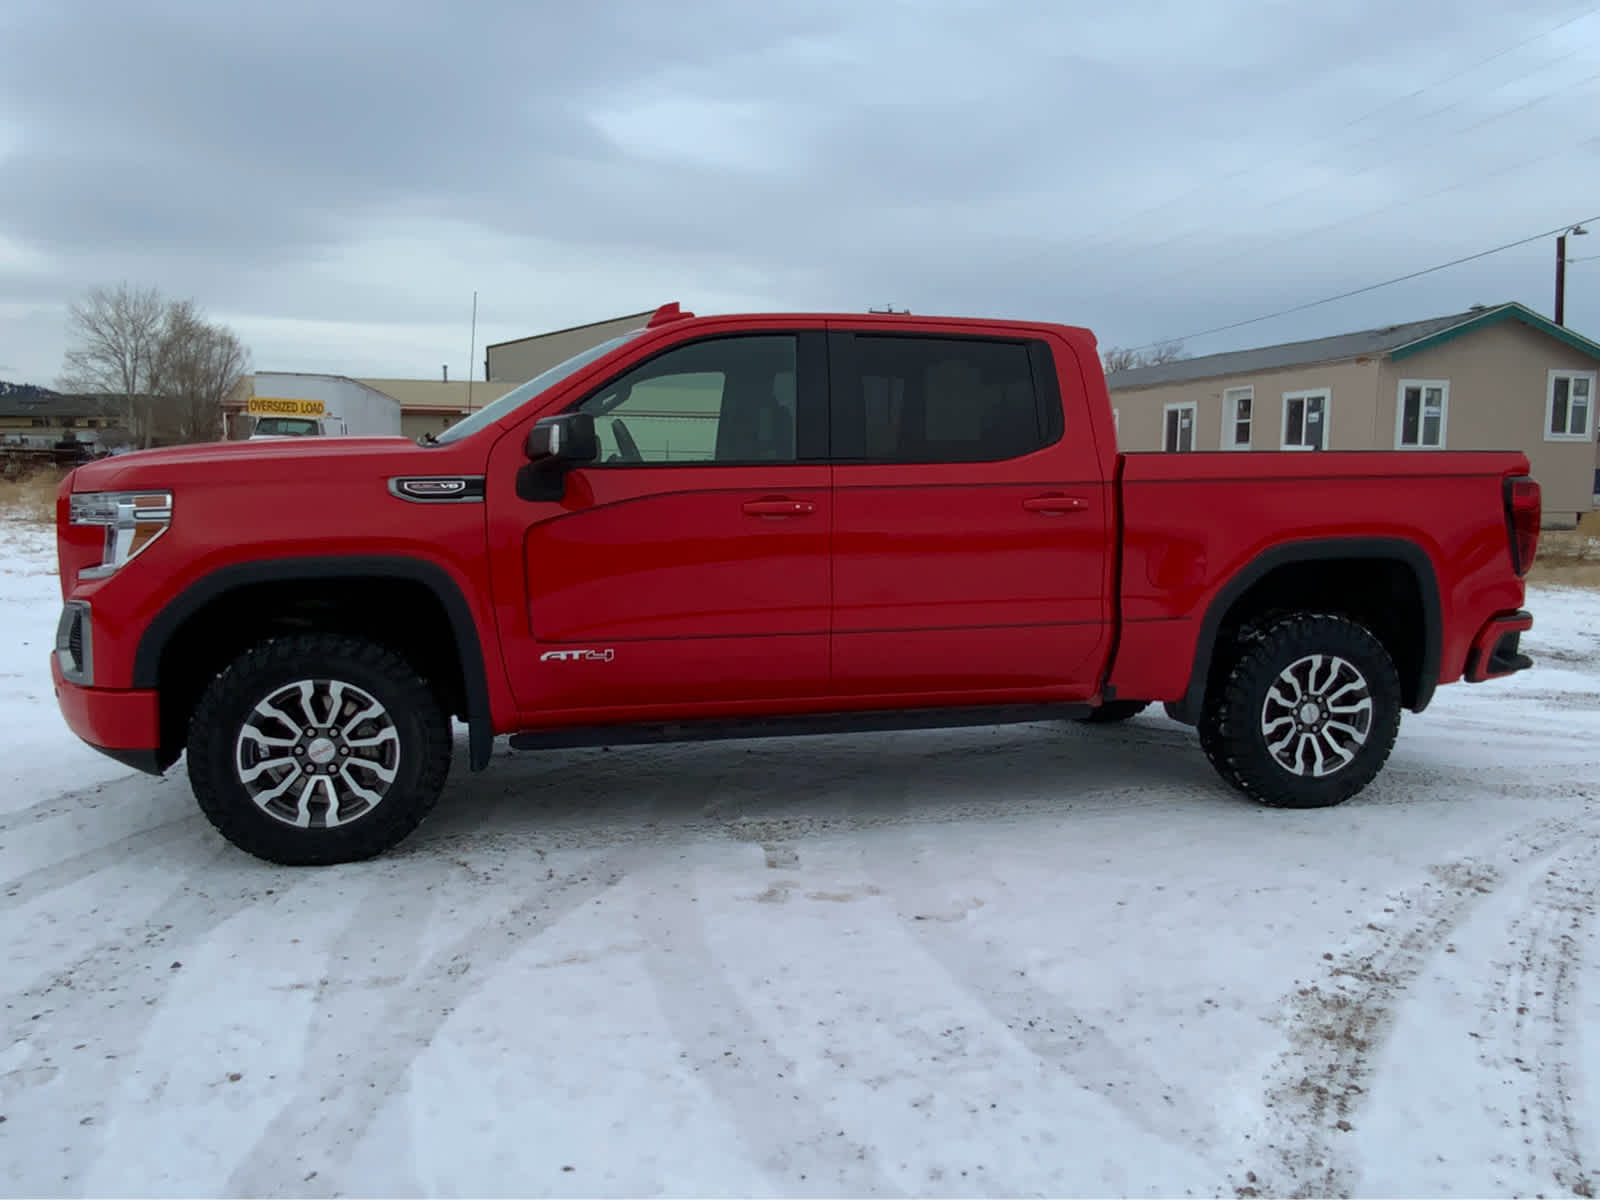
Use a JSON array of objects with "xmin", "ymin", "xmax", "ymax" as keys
[
  {"xmin": 186, "ymin": 634, "xmax": 452, "ymax": 865},
  {"xmin": 1199, "ymin": 613, "xmax": 1401, "ymax": 809}
]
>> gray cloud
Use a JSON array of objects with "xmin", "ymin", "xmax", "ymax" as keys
[{"xmin": 2, "ymin": 0, "xmax": 1597, "ymax": 383}]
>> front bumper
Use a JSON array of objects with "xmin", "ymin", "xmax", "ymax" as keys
[
  {"xmin": 50, "ymin": 656, "xmax": 167, "ymax": 775},
  {"xmin": 1464, "ymin": 609, "xmax": 1535, "ymax": 683}
]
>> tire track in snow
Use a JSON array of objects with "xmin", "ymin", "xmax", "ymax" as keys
[
  {"xmin": 1236, "ymin": 809, "xmax": 1600, "ymax": 1200},
  {"xmin": 837, "ymin": 748, "xmax": 1229, "ymax": 1169},
  {"xmin": 2, "ymin": 815, "xmax": 200, "ymax": 911},
  {"xmin": 0, "ymin": 774, "xmax": 146, "ymax": 835},
  {"xmin": 1475, "ymin": 834, "xmax": 1600, "ymax": 1198},
  {"xmin": 222, "ymin": 847, "xmax": 635, "ymax": 1197},
  {"xmin": 633, "ymin": 850, "xmax": 903, "ymax": 1197},
  {"xmin": 0, "ymin": 844, "xmax": 307, "ymax": 1195}
]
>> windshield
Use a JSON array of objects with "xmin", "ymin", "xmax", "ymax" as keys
[
  {"xmin": 253, "ymin": 417, "xmax": 321, "ymax": 436},
  {"xmin": 431, "ymin": 330, "xmax": 644, "ymax": 446}
]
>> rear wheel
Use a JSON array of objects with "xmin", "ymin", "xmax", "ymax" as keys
[
  {"xmin": 186, "ymin": 633, "xmax": 452, "ymax": 865},
  {"xmin": 1199, "ymin": 613, "xmax": 1401, "ymax": 809}
]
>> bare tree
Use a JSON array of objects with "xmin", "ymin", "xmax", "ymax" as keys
[
  {"xmin": 1101, "ymin": 339, "xmax": 1187, "ymax": 374},
  {"xmin": 59, "ymin": 283, "xmax": 166, "ymax": 447},
  {"xmin": 151, "ymin": 301, "xmax": 250, "ymax": 443},
  {"xmin": 60, "ymin": 285, "xmax": 250, "ymax": 446},
  {"xmin": 1145, "ymin": 338, "xmax": 1186, "ymax": 365}
]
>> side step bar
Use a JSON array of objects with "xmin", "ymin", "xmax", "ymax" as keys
[{"xmin": 508, "ymin": 702, "xmax": 1096, "ymax": 753}]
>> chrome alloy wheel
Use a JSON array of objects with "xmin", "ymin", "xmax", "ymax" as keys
[
  {"xmin": 233, "ymin": 679, "xmax": 401, "ymax": 829},
  {"xmin": 1259, "ymin": 653, "xmax": 1374, "ymax": 778}
]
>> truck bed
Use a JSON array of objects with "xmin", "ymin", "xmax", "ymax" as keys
[{"xmin": 1107, "ymin": 449, "xmax": 1532, "ymax": 711}]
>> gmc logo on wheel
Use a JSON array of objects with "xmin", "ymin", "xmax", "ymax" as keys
[{"xmin": 540, "ymin": 649, "xmax": 616, "ymax": 663}]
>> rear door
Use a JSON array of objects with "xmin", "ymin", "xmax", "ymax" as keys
[
  {"xmin": 827, "ymin": 326, "xmax": 1113, "ymax": 699},
  {"xmin": 495, "ymin": 328, "xmax": 833, "ymax": 715}
]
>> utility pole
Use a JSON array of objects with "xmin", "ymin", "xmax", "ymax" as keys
[{"xmin": 1557, "ymin": 224, "xmax": 1589, "ymax": 326}]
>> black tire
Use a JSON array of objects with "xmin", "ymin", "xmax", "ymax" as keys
[
  {"xmin": 1199, "ymin": 613, "xmax": 1401, "ymax": 809},
  {"xmin": 186, "ymin": 633, "xmax": 452, "ymax": 865},
  {"xmin": 1074, "ymin": 700, "xmax": 1150, "ymax": 724}
]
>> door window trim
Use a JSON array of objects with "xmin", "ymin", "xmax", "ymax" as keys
[
  {"xmin": 1163, "ymin": 401, "xmax": 1197, "ymax": 452},
  {"xmin": 1221, "ymin": 386, "xmax": 1253, "ymax": 450},
  {"xmin": 1394, "ymin": 378, "xmax": 1449, "ymax": 449},
  {"xmin": 1281, "ymin": 387, "xmax": 1331, "ymax": 450},
  {"xmin": 561, "ymin": 329, "xmax": 829, "ymax": 466},
  {"xmin": 825, "ymin": 329, "xmax": 1064, "ymax": 464}
]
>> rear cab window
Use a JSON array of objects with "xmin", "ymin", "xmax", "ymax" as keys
[{"xmin": 827, "ymin": 332, "xmax": 1064, "ymax": 463}]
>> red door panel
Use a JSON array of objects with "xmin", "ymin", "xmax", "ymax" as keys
[
  {"xmin": 831, "ymin": 472, "xmax": 1111, "ymax": 695},
  {"xmin": 515, "ymin": 468, "xmax": 831, "ymax": 710},
  {"xmin": 485, "ymin": 325, "xmax": 835, "ymax": 719},
  {"xmin": 827, "ymin": 326, "xmax": 1115, "ymax": 700}
]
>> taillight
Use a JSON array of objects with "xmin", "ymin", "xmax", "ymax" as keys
[{"xmin": 1504, "ymin": 475, "xmax": 1541, "ymax": 576}]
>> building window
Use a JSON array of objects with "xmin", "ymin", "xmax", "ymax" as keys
[
  {"xmin": 1222, "ymin": 386, "xmax": 1252, "ymax": 450},
  {"xmin": 1547, "ymin": 369, "xmax": 1596, "ymax": 441},
  {"xmin": 1282, "ymin": 389, "xmax": 1329, "ymax": 450},
  {"xmin": 1395, "ymin": 380, "xmax": 1448, "ymax": 449},
  {"xmin": 1163, "ymin": 402, "xmax": 1196, "ymax": 452}
]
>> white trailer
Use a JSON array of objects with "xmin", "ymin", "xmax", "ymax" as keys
[{"xmin": 246, "ymin": 373, "xmax": 403, "ymax": 439}]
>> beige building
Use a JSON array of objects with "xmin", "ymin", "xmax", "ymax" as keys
[
  {"xmin": 1105, "ymin": 302, "xmax": 1600, "ymax": 526},
  {"xmin": 484, "ymin": 307, "xmax": 658, "ymax": 383}
]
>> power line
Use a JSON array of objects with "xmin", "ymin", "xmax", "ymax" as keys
[
  {"xmin": 1083, "ymin": 64, "xmax": 1600, "ymax": 297},
  {"xmin": 1116, "ymin": 126, "xmax": 1600, "ymax": 307},
  {"xmin": 1039, "ymin": 2, "xmax": 1600, "ymax": 274},
  {"xmin": 1125, "ymin": 213, "xmax": 1600, "ymax": 354}
]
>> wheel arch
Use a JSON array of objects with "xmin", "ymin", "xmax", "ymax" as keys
[
  {"xmin": 1165, "ymin": 537, "xmax": 1442, "ymax": 726},
  {"xmin": 133, "ymin": 555, "xmax": 496, "ymax": 773}
]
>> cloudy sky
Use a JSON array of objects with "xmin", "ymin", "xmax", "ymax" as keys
[{"xmin": 2, "ymin": 0, "xmax": 1598, "ymax": 387}]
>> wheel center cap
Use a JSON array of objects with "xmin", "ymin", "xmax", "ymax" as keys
[
  {"xmin": 306, "ymin": 737, "xmax": 338, "ymax": 765},
  {"xmin": 1299, "ymin": 701, "xmax": 1322, "ymax": 726}
]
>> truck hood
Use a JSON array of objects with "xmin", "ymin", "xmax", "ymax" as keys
[{"xmin": 68, "ymin": 436, "xmax": 438, "ymax": 491}]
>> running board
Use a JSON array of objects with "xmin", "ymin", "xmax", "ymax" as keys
[{"xmin": 507, "ymin": 702, "xmax": 1096, "ymax": 753}]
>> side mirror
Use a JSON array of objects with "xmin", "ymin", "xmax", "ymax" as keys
[{"xmin": 525, "ymin": 412, "xmax": 598, "ymax": 465}]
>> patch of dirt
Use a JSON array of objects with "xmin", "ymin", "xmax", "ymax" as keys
[{"xmin": 1237, "ymin": 813, "xmax": 1600, "ymax": 1199}]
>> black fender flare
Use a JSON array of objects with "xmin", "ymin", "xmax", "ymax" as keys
[
  {"xmin": 1163, "ymin": 537, "xmax": 1442, "ymax": 726},
  {"xmin": 133, "ymin": 555, "xmax": 496, "ymax": 771}
]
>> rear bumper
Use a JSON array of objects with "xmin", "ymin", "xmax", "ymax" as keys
[
  {"xmin": 51, "ymin": 656, "xmax": 167, "ymax": 775},
  {"xmin": 1463, "ymin": 609, "xmax": 1534, "ymax": 683}
]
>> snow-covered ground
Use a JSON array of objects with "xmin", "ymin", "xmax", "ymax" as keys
[{"xmin": 2, "ymin": 513, "xmax": 1597, "ymax": 1199}]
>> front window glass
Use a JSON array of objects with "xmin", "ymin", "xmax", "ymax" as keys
[
  {"xmin": 431, "ymin": 331, "xmax": 643, "ymax": 445},
  {"xmin": 578, "ymin": 335, "xmax": 797, "ymax": 464}
]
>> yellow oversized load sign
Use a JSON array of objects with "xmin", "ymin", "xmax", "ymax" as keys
[{"xmin": 247, "ymin": 396, "xmax": 326, "ymax": 417}]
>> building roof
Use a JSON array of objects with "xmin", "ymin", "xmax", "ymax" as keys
[
  {"xmin": 0, "ymin": 391, "xmax": 126, "ymax": 420},
  {"xmin": 1104, "ymin": 301, "xmax": 1600, "ymax": 390},
  {"xmin": 482, "ymin": 307, "xmax": 659, "ymax": 352}
]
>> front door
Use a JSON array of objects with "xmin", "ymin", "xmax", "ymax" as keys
[
  {"xmin": 827, "ymin": 327, "xmax": 1114, "ymax": 699},
  {"xmin": 495, "ymin": 329, "xmax": 832, "ymax": 716}
]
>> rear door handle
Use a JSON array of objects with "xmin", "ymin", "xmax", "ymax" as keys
[
  {"xmin": 1022, "ymin": 495, "xmax": 1089, "ymax": 514},
  {"xmin": 742, "ymin": 497, "xmax": 816, "ymax": 517}
]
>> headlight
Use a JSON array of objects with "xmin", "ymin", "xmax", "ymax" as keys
[{"xmin": 69, "ymin": 490, "xmax": 173, "ymax": 579}]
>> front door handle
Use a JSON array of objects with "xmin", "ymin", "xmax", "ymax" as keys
[
  {"xmin": 1022, "ymin": 495, "xmax": 1089, "ymax": 515},
  {"xmin": 742, "ymin": 497, "xmax": 816, "ymax": 517}
]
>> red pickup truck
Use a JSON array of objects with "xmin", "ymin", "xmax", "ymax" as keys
[{"xmin": 50, "ymin": 304, "xmax": 1542, "ymax": 865}]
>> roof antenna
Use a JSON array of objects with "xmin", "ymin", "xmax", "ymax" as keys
[
  {"xmin": 466, "ymin": 290, "xmax": 477, "ymax": 411},
  {"xmin": 868, "ymin": 303, "xmax": 910, "ymax": 314}
]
